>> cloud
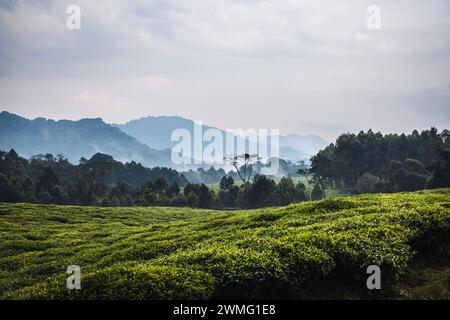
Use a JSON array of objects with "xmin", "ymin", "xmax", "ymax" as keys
[
  {"xmin": 0, "ymin": 0, "xmax": 449, "ymax": 140},
  {"xmin": 70, "ymin": 91, "xmax": 119, "ymax": 104}
]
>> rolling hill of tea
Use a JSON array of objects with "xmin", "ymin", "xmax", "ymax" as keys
[{"xmin": 1, "ymin": 189, "xmax": 449, "ymax": 300}]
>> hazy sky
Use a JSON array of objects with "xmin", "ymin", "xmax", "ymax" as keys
[{"xmin": 0, "ymin": 0, "xmax": 449, "ymax": 140}]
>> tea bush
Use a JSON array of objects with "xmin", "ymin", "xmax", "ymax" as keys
[{"xmin": 0, "ymin": 189, "xmax": 449, "ymax": 299}]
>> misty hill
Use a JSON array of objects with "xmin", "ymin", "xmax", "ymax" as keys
[
  {"xmin": 115, "ymin": 116, "xmax": 328, "ymax": 161},
  {"xmin": 280, "ymin": 134, "xmax": 330, "ymax": 159},
  {"xmin": 115, "ymin": 116, "xmax": 204, "ymax": 150},
  {"xmin": 0, "ymin": 111, "xmax": 171, "ymax": 167}
]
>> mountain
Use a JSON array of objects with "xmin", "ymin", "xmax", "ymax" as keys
[
  {"xmin": 0, "ymin": 111, "xmax": 329, "ymax": 170},
  {"xmin": 278, "ymin": 146, "xmax": 308, "ymax": 162},
  {"xmin": 116, "ymin": 116, "xmax": 329, "ymax": 162},
  {"xmin": 279, "ymin": 134, "xmax": 329, "ymax": 160},
  {"xmin": 114, "ymin": 116, "xmax": 216, "ymax": 150},
  {"xmin": 0, "ymin": 111, "xmax": 171, "ymax": 167}
]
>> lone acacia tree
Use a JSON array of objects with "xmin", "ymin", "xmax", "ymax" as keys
[{"xmin": 224, "ymin": 153, "xmax": 261, "ymax": 183}]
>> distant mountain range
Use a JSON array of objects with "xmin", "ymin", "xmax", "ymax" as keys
[
  {"xmin": 0, "ymin": 111, "xmax": 329, "ymax": 168},
  {"xmin": 0, "ymin": 111, "xmax": 171, "ymax": 167},
  {"xmin": 115, "ymin": 116, "xmax": 329, "ymax": 163}
]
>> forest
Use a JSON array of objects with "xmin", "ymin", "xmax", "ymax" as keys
[
  {"xmin": 1, "ymin": 128, "xmax": 449, "ymax": 210},
  {"xmin": 0, "ymin": 150, "xmax": 311, "ymax": 209},
  {"xmin": 310, "ymin": 128, "xmax": 450, "ymax": 193}
]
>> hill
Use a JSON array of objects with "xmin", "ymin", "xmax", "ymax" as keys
[
  {"xmin": 280, "ymin": 133, "xmax": 329, "ymax": 158},
  {"xmin": 0, "ymin": 111, "xmax": 329, "ymax": 168},
  {"xmin": 115, "ymin": 116, "xmax": 202, "ymax": 151},
  {"xmin": 115, "ymin": 116, "xmax": 328, "ymax": 161},
  {"xmin": 0, "ymin": 189, "xmax": 449, "ymax": 299},
  {"xmin": 0, "ymin": 111, "xmax": 171, "ymax": 167}
]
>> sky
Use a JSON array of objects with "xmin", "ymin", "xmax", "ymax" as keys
[{"xmin": 0, "ymin": 0, "xmax": 449, "ymax": 141}]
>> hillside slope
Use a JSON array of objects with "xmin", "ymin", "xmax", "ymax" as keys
[
  {"xmin": 115, "ymin": 115, "xmax": 328, "ymax": 161},
  {"xmin": 0, "ymin": 111, "xmax": 171, "ymax": 167},
  {"xmin": 0, "ymin": 189, "xmax": 449, "ymax": 299}
]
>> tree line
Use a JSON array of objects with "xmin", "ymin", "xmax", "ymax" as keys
[
  {"xmin": 2, "ymin": 127, "xmax": 448, "ymax": 209},
  {"xmin": 310, "ymin": 128, "xmax": 450, "ymax": 193},
  {"xmin": 181, "ymin": 158, "xmax": 306, "ymax": 185},
  {"xmin": 0, "ymin": 150, "xmax": 186, "ymax": 206},
  {"xmin": 0, "ymin": 149, "xmax": 312, "ymax": 209}
]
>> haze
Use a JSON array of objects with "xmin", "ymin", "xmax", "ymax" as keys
[{"xmin": 0, "ymin": 0, "xmax": 449, "ymax": 140}]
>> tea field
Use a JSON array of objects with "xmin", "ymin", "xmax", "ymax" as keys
[{"xmin": 0, "ymin": 189, "xmax": 449, "ymax": 299}]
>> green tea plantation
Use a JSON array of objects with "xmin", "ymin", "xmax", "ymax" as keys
[{"xmin": 1, "ymin": 189, "xmax": 449, "ymax": 299}]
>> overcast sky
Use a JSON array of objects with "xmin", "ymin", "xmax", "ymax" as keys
[{"xmin": 0, "ymin": 0, "xmax": 449, "ymax": 140}]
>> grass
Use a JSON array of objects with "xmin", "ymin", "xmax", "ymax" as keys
[{"xmin": 0, "ymin": 189, "xmax": 449, "ymax": 300}]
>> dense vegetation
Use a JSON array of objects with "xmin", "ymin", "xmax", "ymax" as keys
[
  {"xmin": 0, "ymin": 149, "xmax": 311, "ymax": 209},
  {"xmin": 2, "ymin": 127, "xmax": 450, "ymax": 210},
  {"xmin": 310, "ymin": 128, "xmax": 450, "ymax": 193},
  {"xmin": 0, "ymin": 150, "xmax": 189, "ymax": 206},
  {"xmin": 183, "ymin": 158, "xmax": 307, "ymax": 185},
  {"xmin": 0, "ymin": 189, "xmax": 448, "ymax": 299}
]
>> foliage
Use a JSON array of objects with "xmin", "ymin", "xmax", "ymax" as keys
[
  {"xmin": 0, "ymin": 189, "xmax": 449, "ymax": 299},
  {"xmin": 183, "ymin": 167, "xmax": 227, "ymax": 184},
  {"xmin": 427, "ymin": 146, "xmax": 450, "ymax": 189},
  {"xmin": 311, "ymin": 184, "xmax": 325, "ymax": 200},
  {"xmin": 311, "ymin": 128, "xmax": 450, "ymax": 193},
  {"xmin": 0, "ymin": 150, "xmax": 313, "ymax": 209}
]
